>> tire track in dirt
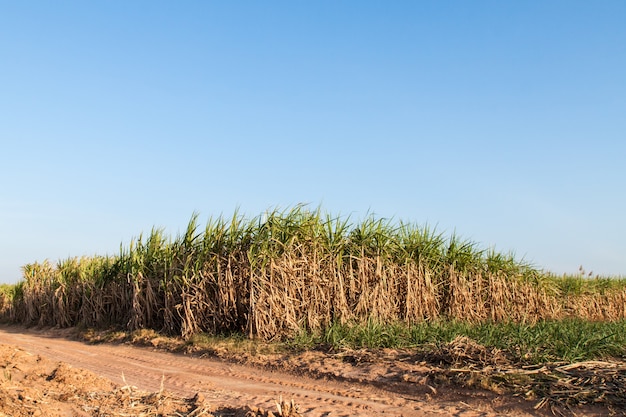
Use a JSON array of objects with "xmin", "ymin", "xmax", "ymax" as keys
[{"xmin": 0, "ymin": 325, "xmax": 529, "ymax": 416}]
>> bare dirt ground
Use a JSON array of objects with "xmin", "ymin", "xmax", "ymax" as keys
[{"xmin": 0, "ymin": 325, "xmax": 616, "ymax": 417}]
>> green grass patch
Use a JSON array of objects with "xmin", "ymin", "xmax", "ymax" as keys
[{"xmin": 292, "ymin": 318, "xmax": 626, "ymax": 364}]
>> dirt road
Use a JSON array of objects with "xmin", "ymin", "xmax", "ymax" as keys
[{"xmin": 0, "ymin": 325, "xmax": 548, "ymax": 416}]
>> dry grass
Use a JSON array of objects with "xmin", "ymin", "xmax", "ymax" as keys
[{"xmin": 427, "ymin": 336, "xmax": 626, "ymax": 413}]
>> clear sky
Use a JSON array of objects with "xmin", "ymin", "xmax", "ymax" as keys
[{"xmin": 1, "ymin": 1, "xmax": 625, "ymax": 283}]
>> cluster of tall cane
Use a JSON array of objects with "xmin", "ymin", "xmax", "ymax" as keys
[{"xmin": 1, "ymin": 207, "xmax": 624, "ymax": 340}]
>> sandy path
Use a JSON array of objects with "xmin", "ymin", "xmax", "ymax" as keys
[{"xmin": 0, "ymin": 325, "xmax": 538, "ymax": 417}]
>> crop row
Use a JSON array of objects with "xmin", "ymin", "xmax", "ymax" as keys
[{"xmin": 1, "ymin": 207, "xmax": 624, "ymax": 340}]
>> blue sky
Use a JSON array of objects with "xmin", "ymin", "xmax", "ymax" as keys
[{"xmin": 1, "ymin": 1, "xmax": 625, "ymax": 283}]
